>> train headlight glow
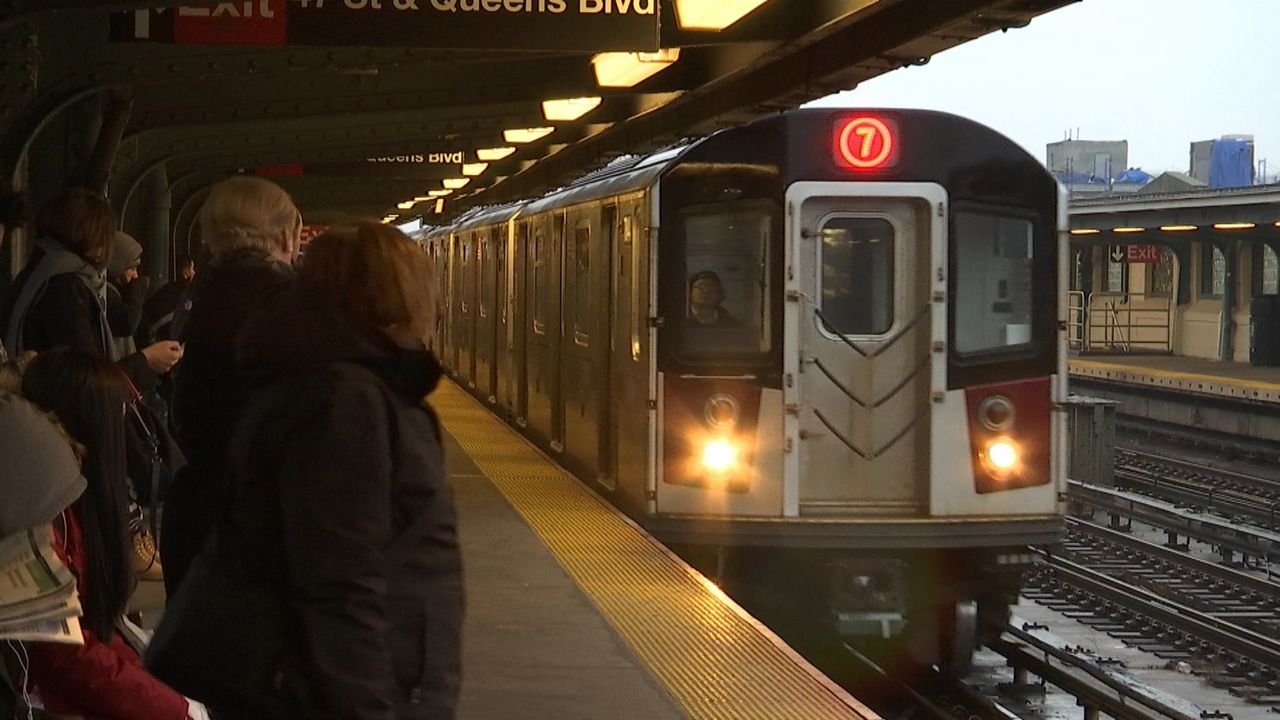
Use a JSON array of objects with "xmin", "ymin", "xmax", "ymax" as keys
[
  {"xmin": 702, "ymin": 439, "xmax": 739, "ymax": 474},
  {"xmin": 983, "ymin": 438, "xmax": 1020, "ymax": 474}
]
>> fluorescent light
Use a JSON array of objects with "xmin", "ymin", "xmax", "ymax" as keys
[
  {"xmin": 674, "ymin": 0, "xmax": 769, "ymax": 30},
  {"xmin": 443, "ymin": 177, "xmax": 471, "ymax": 190},
  {"xmin": 1159, "ymin": 225, "xmax": 1197, "ymax": 232},
  {"xmin": 412, "ymin": 195, "xmax": 431, "ymax": 202},
  {"xmin": 435, "ymin": 199, "xmax": 445, "ymax": 214},
  {"xmin": 503, "ymin": 127, "xmax": 554, "ymax": 144},
  {"xmin": 462, "ymin": 162, "xmax": 488, "ymax": 176},
  {"xmin": 381, "ymin": 215, "xmax": 398, "ymax": 224},
  {"xmin": 1070, "ymin": 229, "xmax": 1101, "ymax": 235},
  {"xmin": 396, "ymin": 201, "xmax": 415, "ymax": 210},
  {"xmin": 1213, "ymin": 222, "xmax": 1256, "ymax": 230},
  {"xmin": 1112, "ymin": 227, "xmax": 1145, "ymax": 234},
  {"xmin": 592, "ymin": 49, "xmax": 681, "ymax": 87},
  {"xmin": 428, "ymin": 189, "xmax": 453, "ymax": 197},
  {"xmin": 541, "ymin": 97, "xmax": 601, "ymax": 122},
  {"xmin": 477, "ymin": 147, "xmax": 516, "ymax": 161}
]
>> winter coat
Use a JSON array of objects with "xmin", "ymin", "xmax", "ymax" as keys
[
  {"xmin": 25, "ymin": 509, "xmax": 189, "ymax": 720},
  {"xmin": 214, "ymin": 290, "xmax": 462, "ymax": 719},
  {"xmin": 162, "ymin": 248, "xmax": 291, "ymax": 595},
  {"xmin": 1, "ymin": 239, "xmax": 155, "ymax": 389}
]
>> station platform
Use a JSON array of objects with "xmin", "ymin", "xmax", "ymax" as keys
[
  {"xmin": 1069, "ymin": 355, "xmax": 1280, "ymax": 405},
  {"xmin": 433, "ymin": 380, "xmax": 878, "ymax": 720}
]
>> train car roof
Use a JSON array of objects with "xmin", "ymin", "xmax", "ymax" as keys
[{"xmin": 521, "ymin": 144, "xmax": 690, "ymax": 216}]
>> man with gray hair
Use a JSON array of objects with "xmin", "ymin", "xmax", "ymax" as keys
[{"xmin": 163, "ymin": 175, "xmax": 301, "ymax": 594}]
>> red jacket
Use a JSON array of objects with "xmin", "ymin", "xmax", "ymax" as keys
[{"xmin": 25, "ymin": 509, "xmax": 189, "ymax": 720}]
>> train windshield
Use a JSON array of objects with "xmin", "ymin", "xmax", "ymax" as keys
[
  {"xmin": 953, "ymin": 211, "xmax": 1035, "ymax": 354},
  {"xmin": 679, "ymin": 203, "xmax": 774, "ymax": 360}
]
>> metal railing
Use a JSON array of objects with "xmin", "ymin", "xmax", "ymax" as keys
[{"xmin": 1076, "ymin": 291, "xmax": 1173, "ymax": 353}]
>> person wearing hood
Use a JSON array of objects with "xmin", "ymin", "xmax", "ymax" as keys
[
  {"xmin": 105, "ymin": 230, "xmax": 149, "ymax": 362},
  {"xmin": 175, "ymin": 220, "xmax": 461, "ymax": 719},
  {"xmin": 0, "ymin": 189, "xmax": 184, "ymax": 384}
]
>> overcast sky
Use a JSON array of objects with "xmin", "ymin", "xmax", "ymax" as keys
[{"xmin": 807, "ymin": 0, "xmax": 1278, "ymax": 180}]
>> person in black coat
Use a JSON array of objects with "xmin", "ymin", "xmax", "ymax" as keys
[
  {"xmin": 210, "ymin": 220, "xmax": 461, "ymax": 719},
  {"xmin": 162, "ymin": 177, "xmax": 299, "ymax": 596},
  {"xmin": 1, "ymin": 190, "xmax": 182, "ymax": 384}
]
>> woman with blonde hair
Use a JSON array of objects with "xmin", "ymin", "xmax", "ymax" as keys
[{"xmin": 154, "ymin": 220, "xmax": 460, "ymax": 719}]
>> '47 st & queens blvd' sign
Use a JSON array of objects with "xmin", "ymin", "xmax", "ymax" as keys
[{"xmin": 112, "ymin": 0, "xmax": 660, "ymax": 53}]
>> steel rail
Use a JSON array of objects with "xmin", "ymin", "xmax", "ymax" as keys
[
  {"xmin": 1034, "ymin": 549, "xmax": 1280, "ymax": 670},
  {"xmin": 1067, "ymin": 480, "xmax": 1280, "ymax": 564},
  {"xmin": 1066, "ymin": 516, "xmax": 1280, "ymax": 600}
]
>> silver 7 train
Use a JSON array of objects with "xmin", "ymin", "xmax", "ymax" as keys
[{"xmin": 424, "ymin": 108, "xmax": 1067, "ymax": 671}]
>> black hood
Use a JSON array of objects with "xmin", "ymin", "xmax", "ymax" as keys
[{"xmin": 235, "ymin": 287, "xmax": 441, "ymax": 401}]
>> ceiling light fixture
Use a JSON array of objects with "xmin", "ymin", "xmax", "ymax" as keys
[
  {"xmin": 503, "ymin": 127, "xmax": 555, "ymax": 144},
  {"xmin": 541, "ymin": 97, "xmax": 602, "ymax": 122},
  {"xmin": 443, "ymin": 177, "xmax": 471, "ymax": 189},
  {"xmin": 462, "ymin": 162, "xmax": 489, "ymax": 176},
  {"xmin": 592, "ymin": 49, "xmax": 681, "ymax": 87},
  {"xmin": 673, "ymin": 0, "xmax": 770, "ymax": 30},
  {"xmin": 477, "ymin": 147, "xmax": 516, "ymax": 161}
]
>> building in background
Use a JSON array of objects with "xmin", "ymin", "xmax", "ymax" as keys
[{"xmin": 1189, "ymin": 135, "xmax": 1255, "ymax": 188}]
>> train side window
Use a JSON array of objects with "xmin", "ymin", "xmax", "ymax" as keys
[
  {"xmin": 572, "ymin": 220, "xmax": 591, "ymax": 345},
  {"xmin": 818, "ymin": 216, "xmax": 894, "ymax": 336},
  {"xmin": 480, "ymin": 234, "xmax": 493, "ymax": 318},
  {"xmin": 460, "ymin": 237, "xmax": 472, "ymax": 315},
  {"xmin": 533, "ymin": 227, "xmax": 547, "ymax": 334},
  {"xmin": 680, "ymin": 203, "xmax": 774, "ymax": 358},
  {"xmin": 624, "ymin": 214, "xmax": 642, "ymax": 362},
  {"xmin": 953, "ymin": 212, "xmax": 1034, "ymax": 354}
]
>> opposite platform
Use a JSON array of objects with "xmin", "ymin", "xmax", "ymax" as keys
[
  {"xmin": 437, "ymin": 380, "xmax": 877, "ymax": 720},
  {"xmin": 1069, "ymin": 355, "xmax": 1280, "ymax": 404}
]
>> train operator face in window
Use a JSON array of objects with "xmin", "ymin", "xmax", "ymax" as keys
[{"xmin": 687, "ymin": 270, "xmax": 740, "ymax": 328}]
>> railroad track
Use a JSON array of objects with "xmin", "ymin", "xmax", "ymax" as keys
[
  {"xmin": 1022, "ymin": 550, "xmax": 1280, "ymax": 704},
  {"xmin": 1115, "ymin": 447, "xmax": 1280, "ymax": 530}
]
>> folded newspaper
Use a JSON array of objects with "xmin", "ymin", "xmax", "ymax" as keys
[{"xmin": 0, "ymin": 525, "xmax": 83, "ymax": 645}]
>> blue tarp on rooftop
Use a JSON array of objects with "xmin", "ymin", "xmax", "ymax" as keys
[{"xmin": 1209, "ymin": 139, "xmax": 1253, "ymax": 188}]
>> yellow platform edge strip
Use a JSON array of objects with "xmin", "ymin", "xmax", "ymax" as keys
[
  {"xmin": 432, "ymin": 380, "xmax": 876, "ymax": 720},
  {"xmin": 1069, "ymin": 358, "xmax": 1280, "ymax": 395}
]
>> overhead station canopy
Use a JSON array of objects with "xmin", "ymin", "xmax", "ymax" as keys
[{"xmin": 0, "ymin": 0, "xmax": 1073, "ymax": 233}]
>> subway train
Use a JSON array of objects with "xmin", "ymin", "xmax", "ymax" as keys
[{"xmin": 422, "ymin": 108, "xmax": 1067, "ymax": 672}]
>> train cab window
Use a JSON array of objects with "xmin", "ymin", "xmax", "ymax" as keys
[
  {"xmin": 954, "ymin": 212, "xmax": 1034, "ymax": 354},
  {"xmin": 533, "ymin": 227, "xmax": 547, "ymax": 333},
  {"xmin": 572, "ymin": 221, "xmax": 591, "ymax": 344},
  {"xmin": 818, "ymin": 216, "xmax": 894, "ymax": 335},
  {"xmin": 680, "ymin": 204, "xmax": 773, "ymax": 358}
]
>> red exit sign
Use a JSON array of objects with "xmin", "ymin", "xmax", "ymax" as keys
[{"xmin": 1126, "ymin": 244, "xmax": 1161, "ymax": 263}]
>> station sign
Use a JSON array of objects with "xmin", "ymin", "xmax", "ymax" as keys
[
  {"xmin": 1109, "ymin": 244, "xmax": 1161, "ymax": 264},
  {"xmin": 111, "ymin": 0, "xmax": 659, "ymax": 52},
  {"xmin": 256, "ymin": 154, "xmax": 469, "ymax": 177}
]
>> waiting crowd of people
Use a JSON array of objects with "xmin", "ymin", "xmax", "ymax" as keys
[{"xmin": 0, "ymin": 177, "xmax": 461, "ymax": 720}]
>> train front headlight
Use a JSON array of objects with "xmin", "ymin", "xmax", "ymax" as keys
[
  {"xmin": 702, "ymin": 438, "xmax": 739, "ymax": 474},
  {"xmin": 982, "ymin": 438, "xmax": 1020, "ymax": 476}
]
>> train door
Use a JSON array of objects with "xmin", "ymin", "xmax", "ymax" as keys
[
  {"xmin": 476, "ymin": 230, "xmax": 495, "ymax": 402},
  {"xmin": 494, "ymin": 224, "xmax": 510, "ymax": 413},
  {"xmin": 514, "ymin": 221, "xmax": 529, "ymax": 425},
  {"xmin": 561, "ymin": 211, "xmax": 596, "ymax": 472},
  {"xmin": 459, "ymin": 232, "xmax": 477, "ymax": 387},
  {"xmin": 527, "ymin": 219, "xmax": 553, "ymax": 441},
  {"xmin": 599, "ymin": 204, "xmax": 617, "ymax": 489},
  {"xmin": 550, "ymin": 212, "xmax": 566, "ymax": 451},
  {"xmin": 786, "ymin": 185, "xmax": 939, "ymax": 516}
]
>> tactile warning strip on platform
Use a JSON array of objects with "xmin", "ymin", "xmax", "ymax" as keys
[
  {"xmin": 432, "ymin": 380, "xmax": 875, "ymax": 720},
  {"xmin": 1069, "ymin": 358, "xmax": 1280, "ymax": 404}
]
